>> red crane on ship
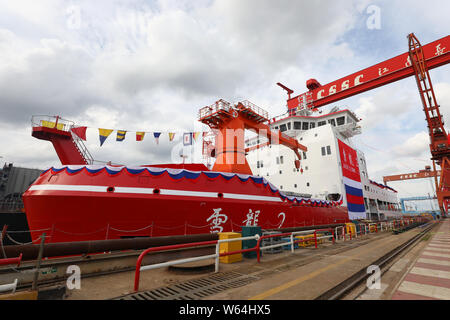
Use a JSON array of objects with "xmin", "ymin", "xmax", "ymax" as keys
[{"xmin": 198, "ymin": 100, "xmax": 306, "ymax": 175}]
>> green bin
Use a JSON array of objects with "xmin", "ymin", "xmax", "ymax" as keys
[{"xmin": 241, "ymin": 226, "xmax": 262, "ymax": 259}]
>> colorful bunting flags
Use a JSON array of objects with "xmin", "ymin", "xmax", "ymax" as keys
[
  {"xmin": 136, "ymin": 132, "xmax": 145, "ymax": 141},
  {"xmin": 71, "ymin": 126, "xmax": 87, "ymax": 141},
  {"xmin": 99, "ymin": 128, "xmax": 114, "ymax": 146},
  {"xmin": 183, "ymin": 133, "xmax": 192, "ymax": 146},
  {"xmin": 153, "ymin": 132, "xmax": 161, "ymax": 144},
  {"xmin": 116, "ymin": 130, "xmax": 127, "ymax": 142},
  {"xmin": 78, "ymin": 125, "xmax": 204, "ymax": 147}
]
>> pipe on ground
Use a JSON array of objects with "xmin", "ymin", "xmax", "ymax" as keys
[
  {"xmin": 2, "ymin": 233, "xmax": 218, "ymax": 261},
  {"xmin": 3, "ymin": 223, "xmax": 348, "ymax": 261}
]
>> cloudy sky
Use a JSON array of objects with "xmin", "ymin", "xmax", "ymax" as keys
[{"xmin": 0, "ymin": 0, "xmax": 449, "ymax": 207}]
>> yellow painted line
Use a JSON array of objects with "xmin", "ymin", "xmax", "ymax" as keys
[{"xmin": 249, "ymin": 238, "xmax": 394, "ymax": 300}]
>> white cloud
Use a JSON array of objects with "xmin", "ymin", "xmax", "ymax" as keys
[{"xmin": 391, "ymin": 131, "xmax": 430, "ymax": 158}]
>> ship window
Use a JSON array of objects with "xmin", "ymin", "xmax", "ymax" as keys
[
  {"xmin": 280, "ymin": 156, "xmax": 284, "ymax": 164},
  {"xmin": 327, "ymin": 146, "xmax": 331, "ymax": 155},
  {"xmin": 328, "ymin": 119, "xmax": 336, "ymax": 126},
  {"xmin": 310, "ymin": 122, "xmax": 316, "ymax": 129},
  {"xmin": 318, "ymin": 121, "xmax": 326, "ymax": 127},
  {"xmin": 280, "ymin": 124, "xmax": 287, "ymax": 132},
  {"xmin": 305, "ymin": 166, "xmax": 308, "ymax": 170},
  {"xmin": 274, "ymin": 126, "xmax": 279, "ymax": 130},
  {"xmin": 260, "ymin": 160, "xmax": 264, "ymax": 168},
  {"xmin": 287, "ymin": 122, "xmax": 291, "ymax": 130},
  {"xmin": 321, "ymin": 147, "xmax": 326, "ymax": 156},
  {"xmin": 307, "ymin": 183, "xmax": 310, "ymax": 187},
  {"xmin": 280, "ymin": 185, "xmax": 283, "ymax": 190},
  {"xmin": 279, "ymin": 170, "xmax": 282, "ymax": 174},
  {"xmin": 294, "ymin": 121, "xmax": 302, "ymax": 130},
  {"xmin": 257, "ymin": 161, "xmax": 260, "ymax": 169},
  {"xmin": 337, "ymin": 116, "xmax": 345, "ymax": 126},
  {"xmin": 276, "ymin": 157, "xmax": 279, "ymax": 164},
  {"xmin": 294, "ymin": 184, "xmax": 297, "ymax": 188},
  {"xmin": 303, "ymin": 152, "xmax": 307, "ymax": 160},
  {"xmin": 302, "ymin": 122, "xmax": 309, "ymax": 130}
]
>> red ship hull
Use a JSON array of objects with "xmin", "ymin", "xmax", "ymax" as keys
[{"xmin": 22, "ymin": 165, "xmax": 350, "ymax": 243}]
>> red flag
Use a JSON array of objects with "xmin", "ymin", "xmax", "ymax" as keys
[{"xmin": 71, "ymin": 126, "xmax": 87, "ymax": 141}]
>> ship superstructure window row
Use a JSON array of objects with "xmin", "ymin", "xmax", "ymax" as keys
[
  {"xmin": 276, "ymin": 156, "xmax": 284, "ymax": 165},
  {"xmin": 321, "ymin": 146, "xmax": 332, "ymax": 156},
  {"xmin": 273, "ymin": 113, "xmax": 355, "ymax": 133}
]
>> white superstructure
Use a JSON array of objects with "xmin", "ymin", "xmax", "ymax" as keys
[{"xmin": 246, "ymin": 107, "xmax": 401, "ymax": 221}]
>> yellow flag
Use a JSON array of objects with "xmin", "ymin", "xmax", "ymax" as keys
[
  {"xmin": 169, "ymin": 132, "xmax": 176, "ymax": 141},
  {"xmin": 136, "ymin": 132, "xmax": 145, "ymax": 141},
  {"xmin": 99, "ymin": 128, "xmax": 114, "ymax": 146}
]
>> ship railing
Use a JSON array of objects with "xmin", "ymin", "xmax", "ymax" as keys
[
  {"xmin": 255, "ymin": 229, "xmax": 335, "ymax": 263},
  {"xmin": 31, "ymin": 115, "xmax": 74, "ymax": 132},
  {"xmin": 0, "ymin": 279, "xmax": 18, "ymax": 294},
  {"xmin": 31, "ymin": 115, "xmax": 94, "ymax": 165},
  {"xmin": 238, "ymin": 100, "xmax": 269, "ymax": 122},
  {"xmin": 335, "ymin": 218, "xmax": 422, "ymax": 241},
  {"xmin": 198, "ymin": 99, "xmax": 233, "ymax": 120},
  {"xmin": 134, "ymin": 228, "xmax": 338, "ymax": 292},
  {"xmin": 134, "ymin": 234, "xmax": 260, "ymax": 292}
]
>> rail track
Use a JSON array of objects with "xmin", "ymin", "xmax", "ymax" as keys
[{"xmin": 315, "ymin": 221, "xmax": 436, "ymax": 300}]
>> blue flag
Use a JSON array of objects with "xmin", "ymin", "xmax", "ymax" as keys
[{"xmin": 183, "ymin": 133, "xmax": 192, "ymax": 146}]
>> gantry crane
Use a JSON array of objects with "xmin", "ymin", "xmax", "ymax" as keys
[
  {"xmin": 198, "ymin": 100, "xmax": 307, "ymax": 175},
  {"xmin": 408, "ymin": 34, "xmax": 450, "ymax": 215},
  {"xmin": 383, "ymin": 166, "xmax": 440, "ymax": 185},
  {"xmin": 275, "ymin": 34, "xmax": 450, "ymax": 216}
]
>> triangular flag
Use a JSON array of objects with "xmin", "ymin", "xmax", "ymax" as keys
[
  {"xmin": 71, "ymin": 126, "xmax": 87, "ymax": 141},
  {"xmin": 153, "ymin": 132, "xmax": 161, "ymax": 144},
  {"xmin": 99, "ymin": 128, "xmax": 113, "ymax": 146},
  {"xmin": 169, "ymin": 132, "xmax": 176, "ymax": 142},
  {"xmin": 183, "ymin": 133, "xmax": 192, "ymax": 146},
  {"xmin": 116, "ymin": 130, "xmax": 127, "ymax": 142},
  {"xmin": 193, "ymin": 132, "xmax": 201, "ymax": 142},
  {"xmin": 136, "ymin": 132, "xmax": 145, "ymax": 141}
]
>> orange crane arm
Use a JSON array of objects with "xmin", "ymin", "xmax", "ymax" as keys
[
  {"xmin": 383, "ymin": 170, "xmax": 440, "ymax": 185},
  {"xmin": 199, "ymin": 100, "xmax": 307, "ymax": 174}
]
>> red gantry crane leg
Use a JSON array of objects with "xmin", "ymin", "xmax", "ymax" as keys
[{"xmin": 408, "ymin": 33, "xmax": 450, "ymax": 216}]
